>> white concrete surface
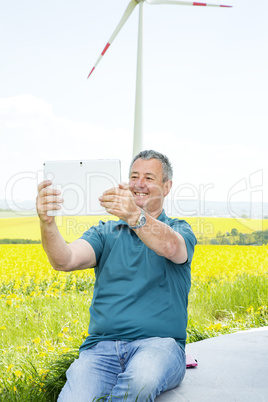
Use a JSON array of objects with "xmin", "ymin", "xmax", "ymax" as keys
[{"xmin": 156, "ymin": 327, "xmax": 268, "ymax": 402}]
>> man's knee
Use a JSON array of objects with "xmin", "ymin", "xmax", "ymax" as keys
[
  {"xmin": 125, "ymin": 338, "xmax": 186, "ymax": 399},
  {"xmin": 117, "ymin": 363, "xmax": 168, "ymax": 401},
  {"xmin": 130, "ymin": 371, "xmax": 161, "ymax": 401}
]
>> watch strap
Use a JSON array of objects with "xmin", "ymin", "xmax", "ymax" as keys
[{"xmin": 129, "ymin": 209, "xmax": 147, "ymax": 229}]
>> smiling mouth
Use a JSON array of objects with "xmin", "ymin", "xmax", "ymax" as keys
[{"xmin": 134, "ymin": 192, "xmax": 148, "ymax": 197}]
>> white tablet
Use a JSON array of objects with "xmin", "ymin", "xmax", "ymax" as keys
[{"xmin": 43, "ymin": 159, "xmax": 121, "ymax": 216}]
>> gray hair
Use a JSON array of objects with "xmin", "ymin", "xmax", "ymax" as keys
[{"xmin": 129, "ymin": 150, "xmax": 173, "ymax": 182}]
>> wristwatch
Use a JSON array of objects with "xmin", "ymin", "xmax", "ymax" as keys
[{"xmin": 129, "ymin": 209, "xmax": 147, "ymax": 229}]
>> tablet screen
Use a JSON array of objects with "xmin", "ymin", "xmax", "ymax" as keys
[{"xmin": 43, "ymin": 159, "xmax": 121, "ymax": 216}]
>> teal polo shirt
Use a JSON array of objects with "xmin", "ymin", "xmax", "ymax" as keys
[{"xmin": 79, "ymin": 210, "xmax": 196, "ymax": 352}]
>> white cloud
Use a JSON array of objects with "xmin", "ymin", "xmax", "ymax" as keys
[
  {"xmin": 0, "ymin": 95, "xmax": 133, "ymax": 201},
  {"xmin": 0, "ymin": 95, "xmax": 267, "ymax": 203},
  {"xmin": 0, "ymin": 95, "xmax": 53, "ymax": 118}
]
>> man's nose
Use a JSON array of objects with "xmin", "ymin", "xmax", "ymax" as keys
[{"xmin": 135, "ymin": 177, "xmax": 145, "ymax": 188}]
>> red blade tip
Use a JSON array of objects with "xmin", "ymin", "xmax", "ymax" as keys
[
  {"xmin": 193, "ymin": 2, "xmax": 232, "ymax": 6},
  {"xmin": 101, "ymin": 43, "xmax": 111, "ymax": 56},
  {"xmin": 87, "ymin": 67, "xmax": 95, "ymax": 79}
]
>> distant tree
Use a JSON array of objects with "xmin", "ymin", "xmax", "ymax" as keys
[
  {"xmin": 239, "ymin": 233, "xmax": 246, "ymax": 245},
  {"xmin": 231, "ymin": 228, "xmax": 239, "ymax": 236},
  {"xmin": 221, "ymin": 237, "xmax": 231, "ymax": 245},
  {"xmin": 210, "ymin": 239, "xmax": 220, "ymax": 245}
]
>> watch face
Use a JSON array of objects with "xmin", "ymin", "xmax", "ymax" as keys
[
  {"xmin": 139, "ymin": 215, "xmax": 146, "ymax": 226},
  {"xmin": 130, "ymin": 210, "xmax": 146, "ymax": 229}
]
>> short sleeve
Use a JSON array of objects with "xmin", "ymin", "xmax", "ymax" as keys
[
  {"xmin": 80, "ymin": 221, "xmax": 106, "ymax": 263},
  {"xmin": 171, "ymin": 219, "xmax": 197, "ymax": 264}
]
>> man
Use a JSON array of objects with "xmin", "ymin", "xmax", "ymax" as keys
[{"xmin": 36, "ymin": 150, "xmax": 197, "ymax": 401}]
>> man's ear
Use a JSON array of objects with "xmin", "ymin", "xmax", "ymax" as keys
[{"xmin": 164, "ymin": 180, "xmax": 172, "ymax": 197}]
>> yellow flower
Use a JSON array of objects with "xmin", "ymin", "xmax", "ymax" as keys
[
  {"xmin": 61, "ymin": 347, "xmax": 71, "ymax": 353},
  {"xmin": 214, "ymin": 323, "xmax": 222, "ymax": 331},
  {"xmin": 0, "ymin": 325, "xmax": 7, "ymax": 330},
  {"xmin": 81, "ymin": 330, "xmax": 89, "ymax": 338},
  {"xmin": 7, "ymin": 294, "xmax": 17, "ymax": 299},
  {"xmin": 45, "ymin": 340, "xmax": 52, "ymax": 346},
  {"xmin": 58, "ymin": 332, "xmax": 64, "ymax": 338},
  {"xmin": 14, "ymin": 370, "xmax": 23, "ymax": 378},
  {"xmin": 32, "ymin": 337, "xmax": 41, "ymax": 344},
  {"xmin": 7, "ymin": 364, "xmax": 14, "ymax": 372},
  {"xmin": 62, "ymin": 327, "xmax": 69, "ymax": 333},
  {"xmin": 39, "ymin": 369, "xmax": 49, "ymax": 376},
  {"xmin": 205, "ymin": 323, "xmax": 222, "ymax": 331}
]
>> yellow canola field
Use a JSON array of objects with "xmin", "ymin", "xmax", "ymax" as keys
[
  {"xmin": 0, "ymin": 215, "xmax": 109, "ymax": 242},
  {"xmin": 0, "ymin": 244, "xmax": 267, "ymax": 289},
  {"xmin": 1, "ymin": 215, "xmax": 267, "ymax": 243},
  {"xmin": 0, "ymin": 244, "xmax": 94, "ymax": 295},
  {"xmin": 191, "ymin": 244, "xmax": 268, "ymax": 282}
]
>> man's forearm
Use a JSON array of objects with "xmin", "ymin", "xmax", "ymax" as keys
[
  {"xmin": 40, "ymin": 221, "xmax": 72, "ymax": 271},
  {"xmin": 133, "ymin": 213, "xmax": 187, "ymax": 264}
]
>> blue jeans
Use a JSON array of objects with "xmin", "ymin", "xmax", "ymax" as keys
[{"xmin": 57, "ymin": 337, "xmax": 186, "ymax": 402}]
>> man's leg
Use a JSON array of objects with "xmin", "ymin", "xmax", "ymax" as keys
[
  {"xmin": 109, "ymin": 337, "xmax": 186, "ymax": 401},
  {"xmin": 57, "ymin": 341, "xmax": 122, "ymax": 402}
]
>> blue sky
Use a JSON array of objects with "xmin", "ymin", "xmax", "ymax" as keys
[{"xmin": 0, "ymin": 0, "xmax": 267, "ymax": 208}]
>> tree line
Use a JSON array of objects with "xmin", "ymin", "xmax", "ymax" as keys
[
  {"xmin": 0, "ymin": 239, "xmax": 41, "ymax": 244},
  {"xmin": 1, "ymin": 229, "xmax": 268, "ymax": 246},
  {"xmin": 198, "ymin": 229, "xmax": 268, "ymax": 246}
]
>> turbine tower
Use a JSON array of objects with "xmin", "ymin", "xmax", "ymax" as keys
[{"xmin": 88, "ymin": 0, "xmax": 232, "ymax": 157}]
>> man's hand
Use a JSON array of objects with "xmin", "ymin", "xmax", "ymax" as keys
[
  {"xmin": 99, "ymin": 183, "xmax": 140, "ymax": 226},
  {"xmin": 36, "ymin": 180, "xmax": 63, "ymax": 224}
]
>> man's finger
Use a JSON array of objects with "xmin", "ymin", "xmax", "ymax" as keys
[
  {"xmin": 119, "ymin": 182, "xmax": 129, "ymax": 190},
  {"xmin": 103, "ymin": 183, "xmax": 130, "ymax": 197},
  {"xmin": 41, "ymin": 187, "xmax": 61, "ymax": 198},
  {"xmin": 99, "ymin": 194, "xmax": 116, "ymax": 203},
  {"xmin": 37, "ymin": 180, "xmax": 52, "ymax": 193},
  {"xmin": 102, "ymin": 187, "xmax": 123, "ymax": 196},
  {"xmin": 40, "ymin": 196, "xmax": 63, "ymax": 205}
]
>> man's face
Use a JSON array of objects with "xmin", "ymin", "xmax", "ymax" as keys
[{"xmin": 129, "ymin": 158, "xmax": 172, "ymax": 214}]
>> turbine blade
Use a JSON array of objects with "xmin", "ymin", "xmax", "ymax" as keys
[
  {"xmin": 88, "ymin": 0, "xmax": 138, "ymax": 78},
  {"xmin": 146, "ymin": 0, "xmax": 232, "ymax": 7}
]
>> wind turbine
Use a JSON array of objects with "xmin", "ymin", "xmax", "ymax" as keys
[{"xmin": 88, "ymin": 0, "xmax": 232, "ymax": 157}]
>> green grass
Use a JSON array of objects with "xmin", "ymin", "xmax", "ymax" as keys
[
  {"xmin": 187, "ymin": 274, "xmax": 267, "ymax": 342},
  {"xmin": 0, "ymin": 266, "xmax": 267, "ymax": 400}
]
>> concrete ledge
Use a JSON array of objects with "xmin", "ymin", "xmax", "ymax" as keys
[{"xmin": 156, "ymin": 327, "xmax": 268, "ymax": 401}]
